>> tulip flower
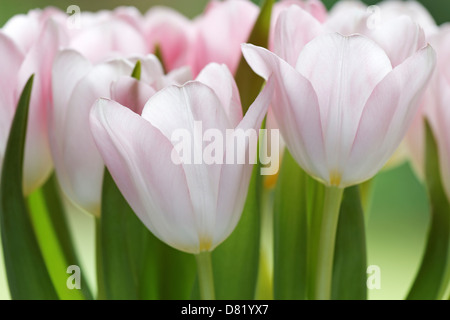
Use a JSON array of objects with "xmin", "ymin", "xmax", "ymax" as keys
[
  {"xmin": 89, "ymin": 63, "xmax": 271, "ymax": 252},
  {"xmin": 144, "ymin": 0, "xmax": 259, "ymax": 76},
  {"xmin": 89, "ymin": 63, "xmax": 272, "ymax": 298},
  {"xmin": 67, "ymin": 8, "xmax": 148, "ymax": 63},
  {"xmin": 144, "ymin": 6, "xmax": 193, "ymax": 72},
  {"xmin": 243, "ymin": 33, "xmax": 435, "ymax": 187},
  {"xmin": 243, "ymin": 32, "xmax": 435, "ymax": 298},
  {"xmin": 1, "ymin": 9, "xmax": 65, "ymax": 195},
  {"xmin": 50, "ymin": 52, "xmax": 190, "ymax": 216}
]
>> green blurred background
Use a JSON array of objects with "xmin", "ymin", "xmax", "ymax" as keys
[{"xmin": 0, "ymin": 0, "xmax": 447, "ymax": 300}]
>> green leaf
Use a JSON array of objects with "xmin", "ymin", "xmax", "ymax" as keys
[
  {"xmin": 27, "ymin": 174, "xmax": 93, "ymax": 300},
  {"xmin": 101, "ymin": 169, "xmax": 196, "ymax": 299},
  {"xmin": 0, "ymin": 75, "xmax": 58, "ymax": 299},
  {"xmin": 235, "ymin": 0, "xmax": 274, "ymax": 114},
  {"xmin": 211, "ymin": 163, "xmax": 262, "ymax": 299},
  {"xmin": 407, "ymin": 121, "xmax": 450, "ymax": 300},
  {"xmin": 306, "ymin": 176, "xmax": 325, "ymax": 299},
  {"xmin": 331, "ymin": 186, "xmax": 367, "ymax": 300},
  {"xmin": 273, "ymin": 150, "xmax": 308, "ymax": 299},
  {"xmin": 131, "ymin": 60, "xmax": 141, "ymax": 81},
  {"xmin": 101, "ymin": 169, "xmax": 144, "ymax": 299}
]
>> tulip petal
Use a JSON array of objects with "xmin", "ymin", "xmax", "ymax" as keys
[
  {"xmin": 369, "ymin": 16, "xmax": 426, "ymax": 67},
  {"xmin": 2, "ymin": 12, "xmax": 40, "ymax": 53},
  {"xmin": 242, "ymin": 44, "xmax": 327, "ymax": 182},
  {"xmin": 70, "ymin": 19, "xmax": 148, "ymax": 63},
  {"xmin": 142, "ymin": 82, "xmax": 231, "ymax": 250},
  {"xmin": 137, "ymin": 54, "xmax": 166, "ymax": 89},
  {"xmin": 196, "ymin": 63, "xmax": 243, "ymax": 127},
  {"xmin": 431, "ymin": 74, "xmax": 450, "ymax": 202},
  {"xmin": 111, "ymin": 76, "xmax": 156, "ymax": 115},
  {"xmin": 345, "ymin": 45, "xmax": 436, "ymax": 185},
  {"xmin": 90, "ymin": 99, "xmax": 199, "ymax": 253},
  {"xmin": 273, "ymin": 5, "xmax": 323, "ymax": 66},
  {"xmin": 50, "ymin": 50, "xmax": 91, "ymax": 181},
  {"xmin": 214, "ymin": 76, "xmax": 273, "ymax": 245},
  {"xmin": 0, "ymin": 32, "xmax": 24, "ymax": 162},
  {"xmin": 295, "ymin": 33, "xmax": 392, "ymax": 183},
  {"xmin": 325, "ymin": 0, "xmax": 367, "ymax": 35},
  {"xmin": 144, "ymin": 7, "xmax": 193, "ymax": 71},
  {"xmin": 378, "ymin": 0, "xmax": 438, "ymax": 36},
  {"xmin": 61, "ymin": 60, "xmax": 132, "ymax": 215},
  {"xmin": 165, "ymin": 66, "xmax": 192, "ymax": 86},
  {"xmin": 18, "ymin": 19, "xmax": 65, "ymax": 194},
  {"xmin": 192, "ymin": 0, "xmax": 259, "ymax": 75}
]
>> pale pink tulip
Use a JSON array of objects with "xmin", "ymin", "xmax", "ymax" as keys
[
  {"xmin": 265, "ymin": 4, "xmax": 429, "ymax": 175},
  {"xmin": 144, "ymin": 0, "xmax": 259, "ymax": 76},
  {"xmin": 68, "ymin": 8, "xmax": 148, "ymax": 63},
  {"xmin": 243, "ymin": 32, "xmax": 435, "ymax": 187},
  {"xmin": 269, "ymin": 0, "xmax": 327, "ymax": 51},
  {"xmin": 89, "ymin": 64, "xmax": 273, "ymax": 253},
  {"xmin": 190, "ymin": 0, "xmax": 259, "ymax": 76},
  {"xmin": 50, "ymin": 51, "xmax": 190, "ymax": 216},
  {"xmin": 1, "ymin": 9, "xmax": 65, "ymax": 194},
  {"xmin": 144, "ymin": 6, "xmax": 194, "ymax": 72}
]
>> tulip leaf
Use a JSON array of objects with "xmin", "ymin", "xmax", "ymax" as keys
[
  {"xmin": 211, "ymin": 162, "xmax": 262, "ymax": 299},
  {"xmin": 273, "ymin": 150, "xmax": 308, "ymax": 299},
  {"xmin": 131, "ymin": 60, "xmax": 141, "ymax": 81},
  {"xmin": 101, "ymin": 169, "xmax": 152, "ymax": 299},
  {"xmin": 27, "ymin": 174, "xmax": 93, "ymax": 300},
  {"xmin": 235, "ymin": 0, "xmax": 274, "ymax": 113},
  {"xmin": 0, "ymin": 75, "xmax": 58, "ymax": 299},
  {"xmin": 407, "ymin": 122, "xmax": 450, "ymax": 300},
  {"xmin": 101, "ymin": 169, "xmax": 196, "ymax": 299},
  {"xmin": 331, "ymin": 186, "xmax": 367, "ymax": 300}
]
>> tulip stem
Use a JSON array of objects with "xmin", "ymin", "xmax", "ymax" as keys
[
  {"xmin": 195, "ymin": 251, "xmax": 215, "ymax": 300},
  {"xmin": 314, "ymin": 186, "xmax": 344, "ymax": 300},
  {"xmin": 95, "ymin": 217, "xmax": 106, "ymax": 300}
]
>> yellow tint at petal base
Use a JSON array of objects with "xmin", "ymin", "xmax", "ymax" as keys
[
  {"xmin": 329, "ymin": 171, "xmax": 342, "ymax": 187},
  {"xmin": 200, "ymin": 236, "xmax": 213, "ymax": 252}
]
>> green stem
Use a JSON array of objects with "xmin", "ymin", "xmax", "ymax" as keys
[
  {"xmin": 95, "ymin": 217, "xmax": 106, "ymax": 300},
  {"xmin": 314, "ymin": 186, "xmax": 344, "ymax": 300},
  {"xmin": 255, "ymin": 187, "xmax": 274, "ymax": 299},
  {"xmin": 195, "ymin": 252, "xmax": 215, "ymax": 300}
]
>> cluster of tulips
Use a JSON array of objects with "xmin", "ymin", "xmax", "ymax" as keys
[{"xmin": 0, "ymin": 0, "xmax": 449, "ymax": 300}]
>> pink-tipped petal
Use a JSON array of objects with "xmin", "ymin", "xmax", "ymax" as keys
[
  {"xmin": 70, "ymin": 19, "xmax": 148, "ymax": 63},
  {"xmin": 90, "ymin": 99, "xmax": 199, "ymax": 253},
  {"xmin": 273, "ymin": 5, "xmax": 323, "ymax": 66},
  {"xmin": 18, "ymin": 19, "xmax": 66, "ymax": 194},
  {"xmin": 60, "ymin": 60, "xmax": 132, "ymax": 215},
  {"xmin": 196, "ymin": 63, "xmax": 243, "ymax": 127},
  {"xmin": 144, "ymin": 6, "xmax": 193, "ymax": 71},
  {"xmin": 192, "ymin": 0, "xmax": 259, "ymax": 75},
  {"xmin": 214, "ymin": 77, "xmax": 274, "ymax": 244},
  {"xmin": 0, "ymin": 32, "xmax": 24, "ymax": 167},
  {"xmin": 369, "ymin": 16, "xmax": 426, "ymax": 67},
  {"xmin": 345, "ymin": 45, "xmax": 436, "ymax": 186},
  {"xmin": 242, "ymin": 44, "xmax": 327, "ymax": 182},
  {"xmin": 50, "ymin": 50, "xmax": 91, "ymax": 176}
]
